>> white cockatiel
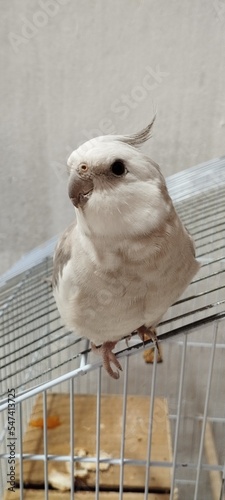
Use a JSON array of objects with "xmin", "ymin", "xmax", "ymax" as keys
[{"xmin": 53, "ymin": 118, "xmax": 200, "ymax": 379}]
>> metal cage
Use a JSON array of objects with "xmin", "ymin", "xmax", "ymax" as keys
[{"xmin": 0, "ymin": 158, "xmax": 225, "ymax": 500}]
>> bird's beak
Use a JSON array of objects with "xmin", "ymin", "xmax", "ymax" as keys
[{"xmin": 68, "ymin": 172, "xmax": 94, "ymax": 208}]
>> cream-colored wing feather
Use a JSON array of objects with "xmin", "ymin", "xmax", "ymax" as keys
[{"xmin": 52, "ymin": 222, "xmax": 76, "ymax": 288}]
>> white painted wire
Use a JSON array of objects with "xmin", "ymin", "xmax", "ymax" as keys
[
  {"xmin": 144, "ymin": 345, "xmax": 158, "ymax": 499},
  {"xmin": 193, "ymin": 324, "xmax": 218, "ymax": 500},
  {"xmin": 69, "ymin": 378, "xmax": 75, "ymax": 499},
  {"xmin": 169, "ymin": 335, "xmax": 187, "ymax": 499},
  {"xmin": 43, "ymin": 391, "xmax": 48, "ymax": 500},
  {"xmin": 119, "ymin": 356, "xmax": 129, "ymax": 500},
  {"xmin": 95, "ymin": 366, "xmax": 102, "ymax": 500}
]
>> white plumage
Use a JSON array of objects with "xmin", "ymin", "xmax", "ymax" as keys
[{"xmin": 53, "ymin": 119, "xmax": 200, "ymax": 378}]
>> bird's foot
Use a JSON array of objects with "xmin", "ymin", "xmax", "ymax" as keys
[
  {"xmin": 91, "ymin": 341, "xmax": 123, "ymax": 380},
  {"xmin": 136, "ymin": 325, "xmax": 160, "ymax": 355}
]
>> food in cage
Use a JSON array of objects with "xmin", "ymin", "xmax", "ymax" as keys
[
  {"xmin": 49, "ymin": 464, "xmax": 88, "ymax": 491},
  {"xmin": 49, "ymin": 448, "xmax": 112, "ymax": 491},
  {"xmin": 142, "ymin": 333, "xmax": 163, "ymax": 363},
  {"xmin": 52, "ymin": 117, "xmax": 199, "ymax": 380},
  {"xmin": 29, "ymin": 415, "xmax": 61, "ymax": 429}
]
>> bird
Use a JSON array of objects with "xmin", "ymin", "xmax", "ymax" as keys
[{"xmin": 52, "ymin": 117, "xmax": 200, "ymax": 379}]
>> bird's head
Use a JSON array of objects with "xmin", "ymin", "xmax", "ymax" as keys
[{"xmin": 67, "ymin": 117, "xmax": 172, "ymax": 238}]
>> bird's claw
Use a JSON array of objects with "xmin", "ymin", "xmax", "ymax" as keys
[
  {"xmin": 137, "ymin": 326, "xmax": 160, "ymax": 355},
  {"xmin": 91, "ymin": 341, "xmax": 123, "ymax": 380}
]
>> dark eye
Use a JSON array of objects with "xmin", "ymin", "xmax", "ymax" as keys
[{"xmin": 111, "ymin": 160, "xmax": 126, "ymax": 177}]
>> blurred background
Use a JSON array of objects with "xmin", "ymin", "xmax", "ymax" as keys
[{"xmin": 1, "ymin": 0, "xmax": 225, "ymax": 275}]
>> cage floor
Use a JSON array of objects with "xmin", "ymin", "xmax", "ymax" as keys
[{"xmin": 7, "ymin": 393, "xmax": 172, "ymax": 497}]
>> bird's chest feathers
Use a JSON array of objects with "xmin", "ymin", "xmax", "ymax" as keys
[{"xmin": 80, "ymin": 235, "xmax": 164, "ymax": 300}]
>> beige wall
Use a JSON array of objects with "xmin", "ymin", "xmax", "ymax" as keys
[{"xmin": 1, "ymin": 0, "xmax": 225, "ymax": 274}]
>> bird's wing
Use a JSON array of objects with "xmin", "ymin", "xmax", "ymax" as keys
[
  {"xmin": 185, "ymin": 225, "xmax": 197, "ymax": 257},
  {"xmin": 52, "ymin": 221, "xmax": 76, "ymax": 288}
]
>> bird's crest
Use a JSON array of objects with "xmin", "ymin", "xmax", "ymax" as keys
[{"xmin": 118, "ymin": 114, "xmax": 156, "ymax": 148}]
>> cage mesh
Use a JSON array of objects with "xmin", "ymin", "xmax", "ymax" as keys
[{"xmin": 0, "ymin": 157, "xmax": 225, "ymax": 499}]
